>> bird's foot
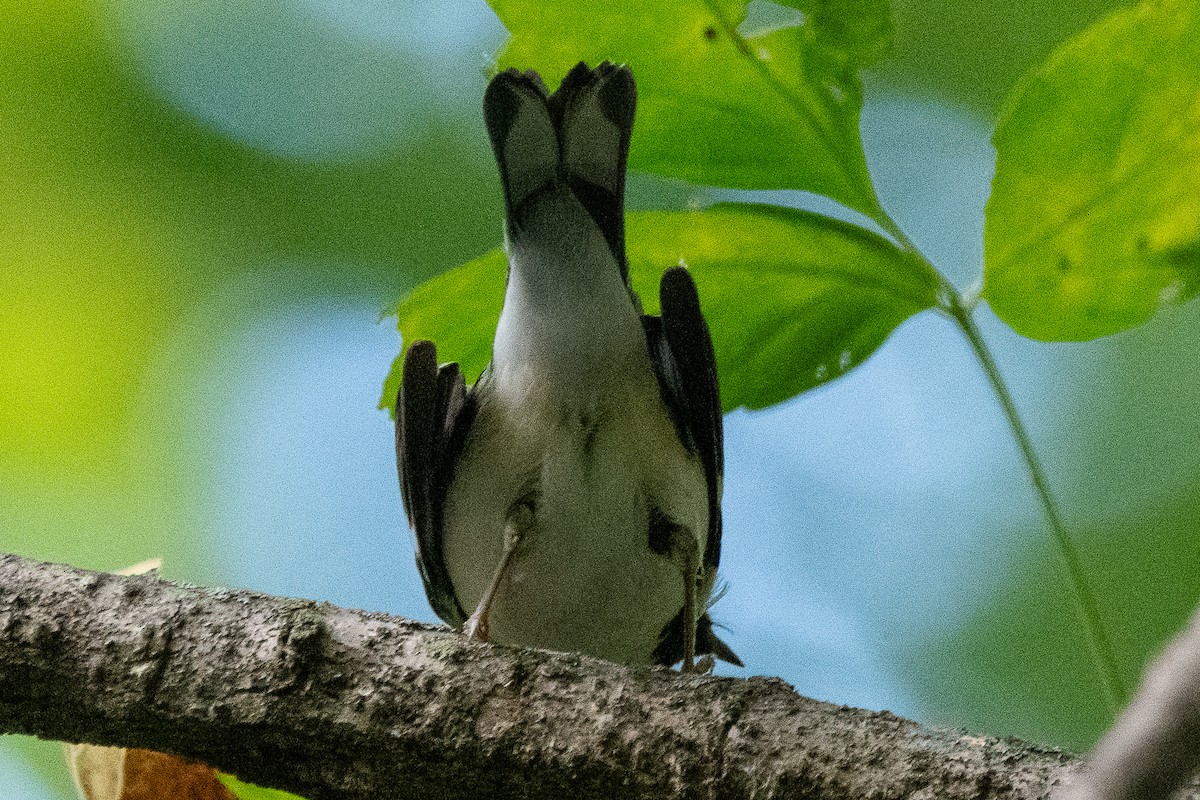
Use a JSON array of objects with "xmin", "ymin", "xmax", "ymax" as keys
[
  {"xmin": 664, "ymin": 523, "xmax": 700, "ymax": 673},
  {"xmin": 463, "ymin": 612, "xmax": 489, "ymax": 642}
]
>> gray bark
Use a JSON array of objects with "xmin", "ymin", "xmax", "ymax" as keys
[{"xmin": 0, "ymin": 552, "xmax": 1087, "ymax": 799}]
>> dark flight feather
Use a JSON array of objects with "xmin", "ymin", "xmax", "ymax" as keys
[
  {"xmin": 644, "ymin": 266, "xmax": 737, "ymax": 666},
  {"xmin": 397, "ymin": 340, "xmax": 469, "ymax": 628}
]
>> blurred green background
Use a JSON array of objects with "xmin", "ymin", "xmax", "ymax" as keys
[{"xmin": 4, "ymin": 0, "xmax": 1196, "ymax": 797}]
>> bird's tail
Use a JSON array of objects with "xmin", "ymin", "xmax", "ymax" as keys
[{"xmin": 483, "ymin": 61, "xmax": 635, "ymax": 274}]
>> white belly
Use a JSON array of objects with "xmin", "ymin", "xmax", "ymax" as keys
[{"xmin": 441, "ymin": 362, "xmax": 708, "ymax": 664}]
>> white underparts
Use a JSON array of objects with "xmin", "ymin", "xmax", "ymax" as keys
[{"xmin": 441, "ymin": 192, "xmax": 709, "ymax": 664}]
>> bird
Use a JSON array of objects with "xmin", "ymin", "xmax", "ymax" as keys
[{"xmin": 395, "ymin": 61, "xmax": 738, "ymax": 670}]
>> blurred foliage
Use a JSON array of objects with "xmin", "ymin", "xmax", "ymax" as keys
[
  {"xmin": 0, "ymin": 0, "xmax": 499, "ymax": 566},
  {"xmin": 880, "ymin": 0, "xmax": 1129, "ymax": 109},
  {"xmin": 907, "ymin": 487, "xmax": 1200, "ymax": 750},
  {"xmin": 902, "ymin": 295, "xmax": 1200, "ymax": 749}
]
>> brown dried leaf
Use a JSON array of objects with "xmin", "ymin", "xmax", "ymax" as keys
[
  {"xmin": 64, "ymin": 744, "xmax": 125, "ymax": 800},
  {"xmin": 120, "ymin": 749, "xmax": 235, "ymax": 800},
  {"xmin": 66, "ymin": 744, "xmax": 235, "ymax": 800}
]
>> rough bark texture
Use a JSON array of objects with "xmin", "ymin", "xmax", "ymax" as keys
[{"xmin": 0, "ymin": 552, "xmax": 1087, "ymax": 799}]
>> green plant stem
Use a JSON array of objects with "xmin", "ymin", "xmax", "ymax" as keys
[
  {"xmin": 882, "ymin": 223, "xmax": 1126, "ymax": 714},
  {"xmin": 943, "ymin": 288, "xmax": 1127, "ymax": 715}
]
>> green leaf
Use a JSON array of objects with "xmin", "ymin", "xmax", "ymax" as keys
[
  {"xmin": 983, "ymin": 0, "xmax": 1200, "ymax": 341},
  {"xmin": 771, "ymin": 0, "xmax": 893, "ymax": 67},
  {"xmin": 218, "ymin": 773, "xmax": 308, "ymax": 800},
  {"xmin": 487, "ymin": 0, "xmax": 890, "ymax": 221},
  {"xmin": 380, "ymin": 203, "xmax": 938, "ymax": 415},
  {"xmin": 379, "ymin": 246, "xmax": 507, "ymax": 416}
]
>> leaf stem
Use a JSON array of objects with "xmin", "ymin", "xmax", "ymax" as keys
[
  {"xmin": 878, "ymin": 218, "xmax": 1126, "ymax": 713},
  {"xmin": 942, "ymin": 287, "xmax": 1127, "ymax": 715}
]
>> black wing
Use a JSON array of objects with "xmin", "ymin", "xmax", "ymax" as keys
[
  {"xmin": 646, "ymin": 266, "xmax": 723, "ymax": 569},
  {"xmin": 396, "ymin": 340, "xmax": 475, "ymax": 628},
  {"xmin": 645, "ymin": 266, "xmax": 740, "ymax": 665}
]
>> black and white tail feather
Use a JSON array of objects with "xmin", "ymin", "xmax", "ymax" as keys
[
  {"xmin": 484, "ymin": 62, "xmax": 634, "ymax": 285},
  {"xmin": 397, "ymin": 62, "xmax": 739, "ymax": 668}
]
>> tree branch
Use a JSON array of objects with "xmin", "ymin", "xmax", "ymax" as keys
[
  {"xmin": 1057, "ymin": 604, "xmax": 1200, "ymax": 800},
  {"xmin": 0, "ymin": 552, "xmax": 1089, "ymax": 799}
]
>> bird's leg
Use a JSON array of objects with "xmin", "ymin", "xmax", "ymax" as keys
[
  {"xmin": 666, "ymin": 523, "xmax": 700, "ymax": 672},
  {"xmin": 463, "ymin": 501, "xmax": 535, "ymax": 642}
]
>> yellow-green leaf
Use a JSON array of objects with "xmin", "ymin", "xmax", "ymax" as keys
[
  {"xmin": 984, "ymin": 0, "xmax": 1200, "ymax": 341},
  {"xmin": 218, "ymin": 774, "xmax": 307, "ymax": 800}
]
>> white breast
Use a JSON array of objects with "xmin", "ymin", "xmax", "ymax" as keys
[{"xmin": 440, "ymin": 351, "xmax": 708, "ymax": 664}]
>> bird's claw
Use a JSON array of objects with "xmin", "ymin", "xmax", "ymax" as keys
[{"xmin": 463, "ymin": 612, "xmax": 489, "ymax": 642}]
